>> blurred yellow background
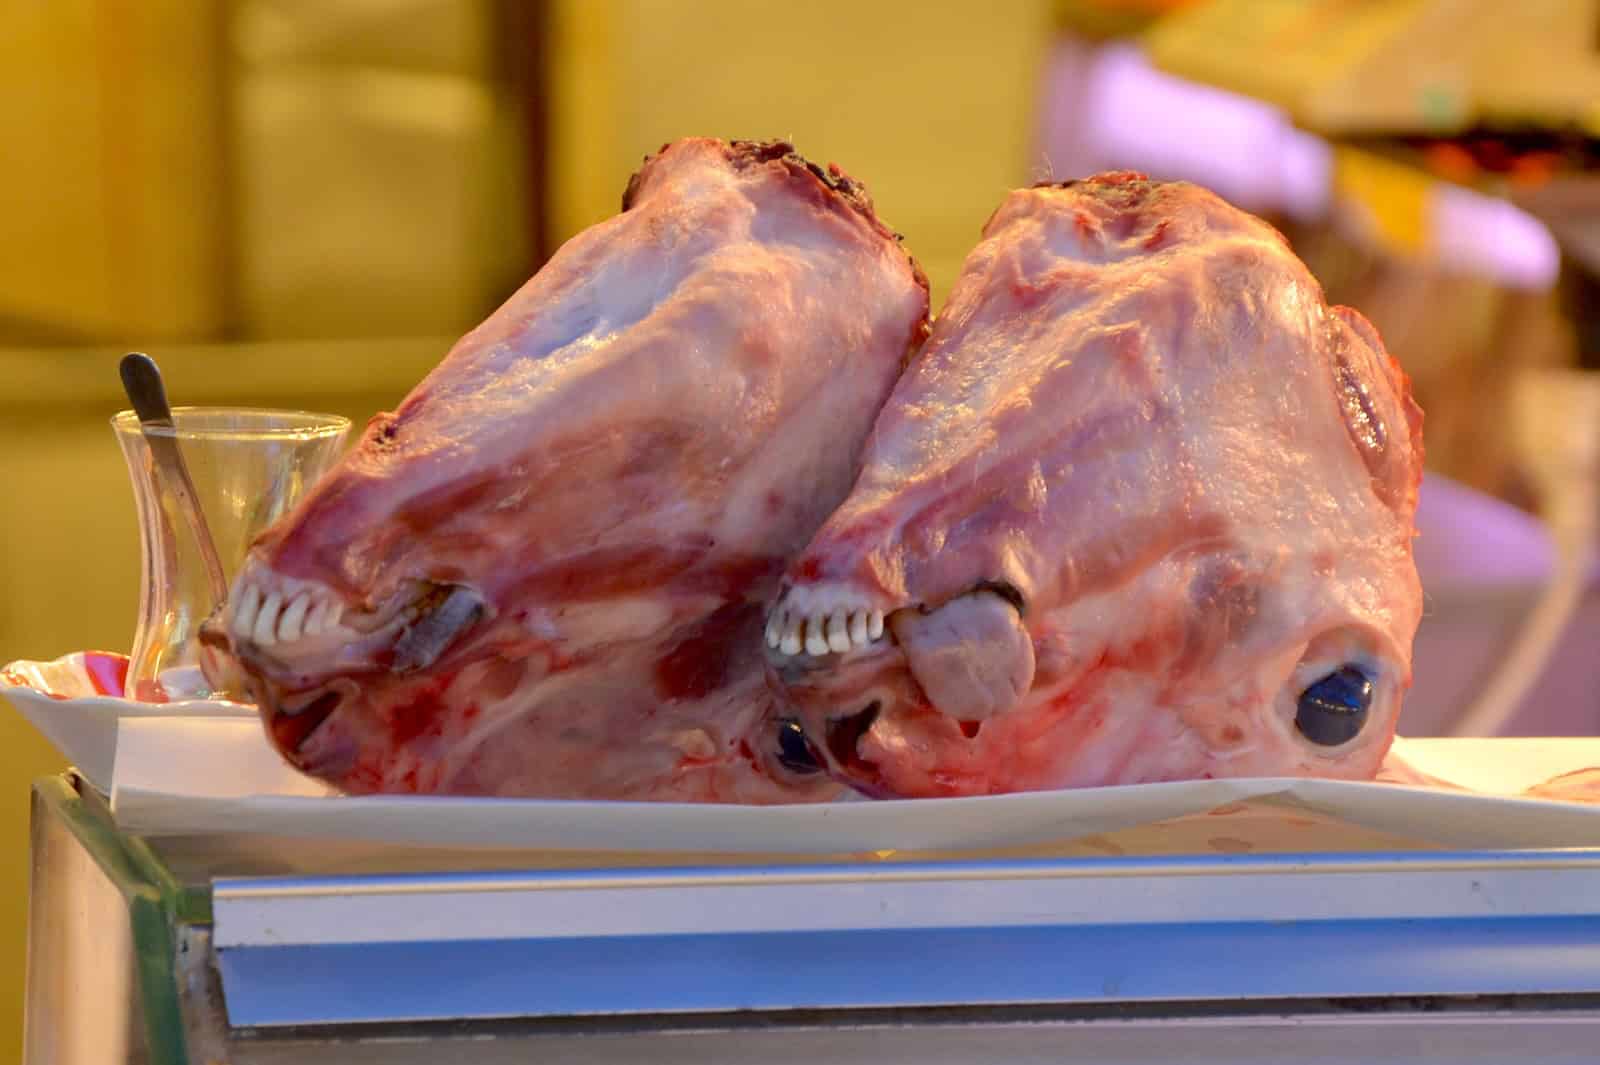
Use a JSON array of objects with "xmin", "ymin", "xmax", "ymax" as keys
[{"xmin": 3, "ymin": 0, "xmax": 1598, "ymax": 1058}]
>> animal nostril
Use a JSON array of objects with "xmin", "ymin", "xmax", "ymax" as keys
[{"xmin": 826, "ymin": 700, "xmax": 881, "ymax": 767}]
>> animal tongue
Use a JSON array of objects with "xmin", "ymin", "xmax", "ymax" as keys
[{"xmin": 890, "ymin": 589, "xmax": 1035, "ymax": 722}]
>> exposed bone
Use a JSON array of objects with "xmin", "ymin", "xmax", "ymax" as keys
[
  {"xmin": 391, "ymin": 586, "xmax": 485, "ymax": 674},
  {"xmin": 669, "ymin": 728, "xmax": 717, "ymax": 760}
]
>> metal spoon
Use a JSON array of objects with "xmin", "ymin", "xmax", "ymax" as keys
[{"xmin": 119, "ymin": 352, "xmax": 230, "ymax": 607}]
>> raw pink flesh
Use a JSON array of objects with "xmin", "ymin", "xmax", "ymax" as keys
[
  {"xmin": 216, "ymin": 138, "xmax": 929, "ymax": 801},
  {"xmin": 769, "ymin": 172, "xmax": 1427, "ymax": 799}
]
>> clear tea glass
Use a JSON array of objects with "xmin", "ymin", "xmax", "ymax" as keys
[{"xmin": 112, "ymin": 407, "xmax": 351, "ymax": 702}]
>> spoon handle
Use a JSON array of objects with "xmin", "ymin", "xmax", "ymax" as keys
[{"xmin": 120, "ymin": 353, "xmax": 231, "ymax": 606}]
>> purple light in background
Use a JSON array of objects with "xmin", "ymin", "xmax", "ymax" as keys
[
  {"xmin": 1074, "ymin": 44, "xmax": 1331, "ymax": 220},
  {"xmin": 1430, "ymin": 184, "xmax": 1561, "ymax": 290},
  {"xmin": 1414, "ymin": 473, "xmax": 1556, "ymax": 590},
  {"xmin": 1042, "ymin": 42, "xmax": 1560, "ymax": 291}
]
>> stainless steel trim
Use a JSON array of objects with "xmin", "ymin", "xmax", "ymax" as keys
[
  {"xmin": 212, "ymin": 850, "xmax": 1600, "ymax": 948},
  {"xmin": 211, "ymin": 850, "xmax": 1600, "ymax": 1029}
]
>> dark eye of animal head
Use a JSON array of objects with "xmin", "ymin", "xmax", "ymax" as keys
[
  {"xmin": 1295, "ymin": 665, "xmax": 1373, "ymax": 746},
  {"xmin": 776, "ymin": 718, "xmax": 822, "ymax": 774}
]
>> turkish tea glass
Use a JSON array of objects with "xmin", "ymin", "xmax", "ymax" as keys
[{"xmin": 112, "ymin": 407, "xmax": 350, "ymax": 702}]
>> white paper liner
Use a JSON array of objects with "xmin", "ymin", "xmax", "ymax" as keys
[
  {"xmin": 12, "ymin": 652, "xmax": 1600, "ymax": 857},
  {"xmin": 103, "ymin": 715, "xmax": 1600, "ymax": 854}
]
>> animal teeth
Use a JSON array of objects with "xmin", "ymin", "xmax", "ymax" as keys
[
  {"xmin": 233, "ymin": 584, "xmax": 262, "ymax": 638},
  {"xmin": 228, "ymin": 575, "xmax": 352, "ymax": 648},
  {"xmin": 278, "ymin": 593, "xmax": 310, "ymax": 642},
  {"xmin": 304, "ymin": 598, "xmax": 329, "ymax": 636},
  {"xmin": 780, "ymin": 615, "xmax": 803, "ymax": 656},
  {"xmin": 766, "ymin": 601, "xmax": 891, "ymax": 658},
  {"xmin": 804, "ymin": 616, "xmax": 830, "ymax": 656},
  {"xmin": 826, "ymin": 610, "xmax": 851, "ymax": 653},
  {"xmin": 252, "ymin": 592, "xmax": 283, "ymax": 646}
]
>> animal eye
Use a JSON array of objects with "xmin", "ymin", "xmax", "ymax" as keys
[
  {"xmin": 776, "ymin": 718, "xmax": 822, "ymax": 774},
  {"xmin": 1295, "ymin": 666, "xmax": 1373, "ymax": 746}
]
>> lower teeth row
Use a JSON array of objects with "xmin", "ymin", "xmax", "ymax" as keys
[{"xmin": 765, "ymin": 608, "xmax": 885, "ymax": 657}]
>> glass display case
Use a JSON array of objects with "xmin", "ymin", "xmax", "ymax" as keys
[{"xmin": 25, "ymin": 770, "xmax": 1600, "ymax": 1064}]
